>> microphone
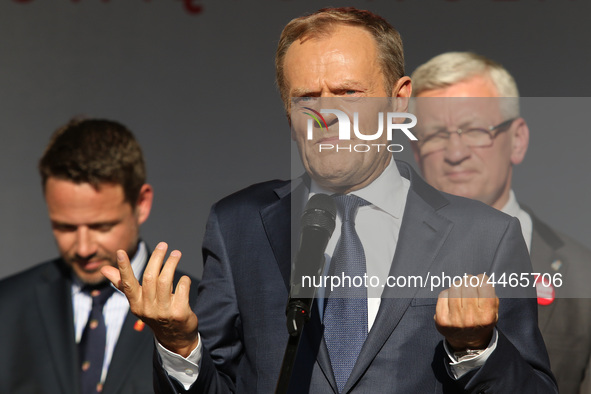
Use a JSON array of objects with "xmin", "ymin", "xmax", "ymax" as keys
[{"xmin": 286, "ymin": 193, "xmax": 336, "ymax": 336}]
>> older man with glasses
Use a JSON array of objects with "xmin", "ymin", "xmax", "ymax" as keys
[{"xmin": 411, "ymin": 51, "xmax": 591, "ymax": 394}]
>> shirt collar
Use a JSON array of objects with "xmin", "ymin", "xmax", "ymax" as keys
[
  {"xmin": 131, "ymin": 241, "xmax": 148, "ymax": 281},
  {"xmin": 309, "ymin": 158, "xmax": 405, "ymax": 219},
  {"xmin": 500, "ymin": 190, "xmax": 533, "ymax": 252},
  {"xmin": 500, "ymin": 190, "xmax": 521, "ymax": 217}
]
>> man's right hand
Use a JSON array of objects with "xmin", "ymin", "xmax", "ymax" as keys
[{"xmin": 101, "ymin": 242, "xmax": 199, "ymax": 358}]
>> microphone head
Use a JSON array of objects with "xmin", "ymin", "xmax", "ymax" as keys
[{"xmin": 301, "ymin": 193, "xmax": 336, "ymax": 236}]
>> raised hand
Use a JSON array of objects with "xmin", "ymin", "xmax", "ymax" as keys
[{"xmin": 101, "ymin": 242, "xmax": 199, "ymax": 357}]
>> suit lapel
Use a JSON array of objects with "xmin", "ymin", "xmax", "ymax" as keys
[
  {"xmin": 344, "ymin": 162, "xmax": 453, "ymax": 393},
  {"xmin": 523, "ymin": 206, "xmax": 565, "ymax": 331},
  {"xmin": 529, "ymin": 225, "xmax": 559, "ymax": 331},
  {"xmin": 101, "ymin": 312, "xmax": 152, "ymax": 394},
  {"xmin": 296, "ymin": 300, "xmax": 338, "ymax": 393},
  {"xmin": 261, "ymin": 177, "xmax": 340, "ymax": 391},
  {"xmin": 260, "ymin": 178, "xmax": 307, "ymax": 291},
  {"xmin": 35, "ymin": 261, "xmax": 79, "ymax": 394}
]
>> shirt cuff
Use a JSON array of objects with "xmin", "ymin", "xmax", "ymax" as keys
[
  {"xmin": 156, "ymin": 333, "xmax": 203, "ymax": 390},
  {"xmin": 444, "ymin": 329, "xmax": 498, "ymax": 379}
]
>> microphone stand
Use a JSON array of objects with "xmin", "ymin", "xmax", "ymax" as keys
[
  {"xmin": 275, "ymin": 297, "xmax": 313, "ymax": 394},
  {"xmin": 275, "ymin": 194, "xmax": 335, "ymax": 393}
]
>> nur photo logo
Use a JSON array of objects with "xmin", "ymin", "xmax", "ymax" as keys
[{"xmin": 301, "ymin": 107, "xmax": 417, "ymax": 153}]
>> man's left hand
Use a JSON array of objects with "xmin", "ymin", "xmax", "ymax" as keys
[{"xmin": 434, "ymin": 273, "xmax": 499, "ymax": 351}]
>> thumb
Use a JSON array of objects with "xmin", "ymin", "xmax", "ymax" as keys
[{"xmin": 101, "ymin": 265, "xmax": 122, "ymax": 290}]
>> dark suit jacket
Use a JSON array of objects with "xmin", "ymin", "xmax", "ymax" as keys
[
  {"xmin": 155, "ymin": 161, "xmax": 556, "ymax": 393},
  {"xmin": 524, "ymin": 209, "xmax": 591, "ymax": 394},
  {"xmin": 0, "ymin": 254, "xmax": 198, "ymax": 394}
]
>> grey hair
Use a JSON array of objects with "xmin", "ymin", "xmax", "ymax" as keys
[{"xmin": 411, "ymin": 52, "xmax": 519, "ymax": 118}]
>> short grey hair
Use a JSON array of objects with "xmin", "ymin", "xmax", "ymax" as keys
[{"xmin": 411, "ymin": 52, "xmax": 519, "ymax": 118}]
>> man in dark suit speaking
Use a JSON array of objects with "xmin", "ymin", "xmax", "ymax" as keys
[
  {"xmin": 410, "ymin": 51, "xmax": 591, "ymax": 394},
  {"xmin": 0, "ymin": 119, "xmax": 197, "ymax": 394},
  {"xmin": 104, "ymin": 8, "xmax": 557, "ymax": 393}
]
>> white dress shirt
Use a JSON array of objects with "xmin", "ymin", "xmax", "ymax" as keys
[
  {"xmin": 310, "ymin": 158, "xmax": 409, "ymax": 330},
  {"xmin": 72, "ymin": 241, "xmax": 147, "ymax": 383},
  {"xmin": 501, "ymin": 190, "xmax": 533, "ymax": 252}
]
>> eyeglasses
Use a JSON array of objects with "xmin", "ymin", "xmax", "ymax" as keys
[{"xmin": 417, "ymin": 118, "xmax": 517, "ymax": 155}]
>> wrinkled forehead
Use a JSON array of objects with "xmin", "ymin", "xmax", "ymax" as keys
[{"xmin": 411, "ymin": 97, "xmax": 504, "ymax": 129}]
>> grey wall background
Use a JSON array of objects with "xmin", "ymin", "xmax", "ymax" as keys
[{"xmin": 1, "ymin": 0, "xmax": 590, "ymax": 280}]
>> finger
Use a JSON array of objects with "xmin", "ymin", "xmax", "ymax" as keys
[
  {"xmin": 476, "ymin": 273, "xmax": 497, "ymax": 300},
  {"xmin": 461, "ymin": 275, "xmax": 479, "ymax": 302},
  {"xmin": 156, "ymin": 250, "xmax": 182, "ymax": 308},
  {"xmin": 447, "ymin": 281, "xmax": 463, "ymax": 319},
  {"xmin": 435, "ymin": 289, "xmax": 450, "ymax": 325},
  {"xmin": 101, "ymin": 265, "xmax": 122, "ymax": 288},
  {"xmin": 173, "ymin": 275, "xmax": 193, "ymax": 311},
  {"xmin": 478, "ymin": 295, "xmax": 499, "ymax": 314},
  {"xmin": 173, "ymin": 276, "xmax": 199, "ymax": 340},
  {"xmin": 142, "ymin": 242, "xmax": 168, "ymax": 303},
  {"xmin": 475, "ymin": 274, "xmax": 498, "ymax": 316},
  {"xmin": 477, "ymin": 294, "xmax": 499, "ymax": 322},
  {"xmin": 115, "ymin": 249, "xmax": 142, "ymax": 304}
]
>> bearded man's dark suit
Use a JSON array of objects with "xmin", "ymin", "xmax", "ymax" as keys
[
  {"xmin": 155, "ymin": 161, "xmax": 556, "ymax": 393},
  {"xmin": 0, "ymin": 253, "xmax": 198, "ymax": 394},
  {"xmin": 522, "ymin": 208, "xmax": 591, "ymax": 394}
]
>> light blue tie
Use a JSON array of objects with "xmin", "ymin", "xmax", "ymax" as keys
[{"xmin": 324, "ymin": 194, "xmax": 370, "ymax": 393}]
